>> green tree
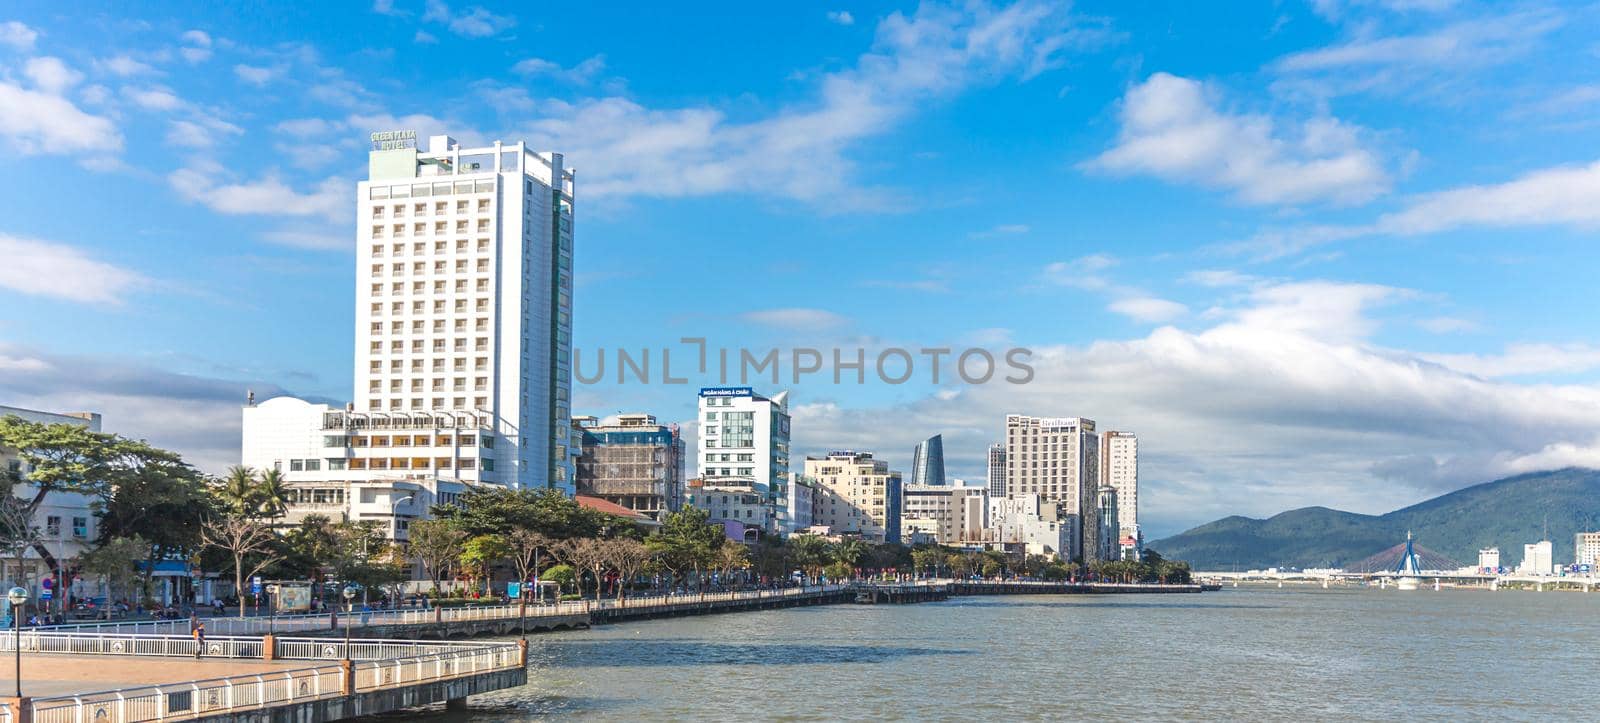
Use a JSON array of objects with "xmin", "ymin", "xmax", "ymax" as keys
[
  {"xmin": 460, "ymin": 534, "xmax": 510, "ymax": 596},
  {"xmin": 646, "ymin": 507, "xmax": 722, "ymax": 589},
  {"xmin": 0, "ymin": 416, "xmax": 190, "ymax": 613},
  {"xmin": 789, "ymin": 535, "xmax": 833, "ymax": 583},
  {"xmin": 823, "ymin": 561, "xmax": 852, "ymax": 582},
  {"xmin": 540, "ymin": 564, "xmax": 576, "ymax": 595},
  {"xmin": 256, "ymin": 468, "xmax": 290, "ymax": 521},
  {"xmin": 98, "ymin": 460, "xmax": 212, "ymax": 603},
  {"xmin": 76, "ymin": 535, "xmax": 146, "ymax": 617},
  {"xmin": 911, "ymin": 548, "xmax": 944, "ymax": 578},
  {"xmin": 218, "ymin": 465, "xmax": 260, "ymax": 518},
  {"xmin": 832, "ymin": 539, "xmax": 868, "ymax": 578},
  {"xmin": 406, "ymin": 519, "xmax": 467, "ymax": 593}
]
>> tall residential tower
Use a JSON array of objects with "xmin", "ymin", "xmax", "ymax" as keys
[{"xmin": 1099, "ymin": 431, "xmax": 1138, "ymax": 542}]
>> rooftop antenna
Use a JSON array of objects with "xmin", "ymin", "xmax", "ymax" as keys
[{"xmin": 246, "ymin": 389, "xmax": 255, "ymax": 406}]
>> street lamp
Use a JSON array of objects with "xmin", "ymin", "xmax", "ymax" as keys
[
  {"xmin": 341, "ymin": 584, "xmax": 357, "ymax": 660},
  {"xmin": 8, "ymin": 586, "xmax": 27, "ymax": 697}
]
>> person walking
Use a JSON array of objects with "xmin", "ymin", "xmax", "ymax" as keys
[{"xmin": 192, "ymin": 621, "xmax": 206, "ymax": 658}]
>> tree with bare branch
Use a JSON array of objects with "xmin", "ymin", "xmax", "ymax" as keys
[
  {"xmin": 201, "ymin": 516, "xmax": 281, "ymax": 617},
  {"xmin": 604, "ymin": 538, "xmax": 653, "ymax": 601},
  {"xmin": 507, "ymin": 529, "xmax": 554, "ymax": 614},
  {"xmin": 560, "ymin": 538, "xmax": 611, "ymax": 600},
  {"xmin": 406, "ymin": 519, "xmax": 467, "ymax": 595}
]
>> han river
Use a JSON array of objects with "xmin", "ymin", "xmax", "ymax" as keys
[{"xmin": 387, "ymin": 587, "xmax": 1600, "ymax": 721}]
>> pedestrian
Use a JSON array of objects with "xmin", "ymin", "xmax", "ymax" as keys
[{"xmin": 192, "ymin": 621, "xmax": 206, "ymax": 658}]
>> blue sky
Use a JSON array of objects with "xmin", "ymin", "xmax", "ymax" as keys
[{"xmin": 3, "ymin": 0, "xmax": 1600, "ymax": 537}]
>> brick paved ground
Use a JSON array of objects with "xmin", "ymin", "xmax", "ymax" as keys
[{"xmin": 0, "ymin": 654, "xmax": 313, "ymax": 698}]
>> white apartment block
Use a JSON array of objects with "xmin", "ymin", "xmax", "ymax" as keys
[
  {"xmin": 805, "ymin": 451, "xmax": 902, "ymax": 544},
  {"xmin": 987, "ymin": 493, "xmax": 1075, "ymax": 558},
  {"xmin": 0, "ymin": 405, "xmax": 102, "ymax": 602},
  {"xmin": 901, "ymin": 482, "xmax": 987, "ymax": 545},
  {"xmin": 684, "ymin": 479, "xmax": 774, "ymax": 540},
  {"xmin": 781, "ymin": 475, "xmax": 816, "ymax": 533},
  {"xmin": 241, "ymin": 396, "xmax": 474, "ymax": 541},
  {"xmin": 1519, "ymin": 540, "xmax": 1554, "ymax": 576},
  {"xmin": 1099, "ymin": 431, "xmax": 1138, "ymax": 540},
  {"xmin": 1478, "ymin": 547, "xmax": 1500, "ymax": 572},
  {"xmin": 697, "ymin": 387, "xmax": 790, "ymax": 499},
  {"xmin": 1575, "ymin": 533, "xmax": 1600, "ymax": 568},
  {"xmin": 1004, "ymin": 415, "xmax": 1101, "ymax": 561},
  {"xmin": 358, "ymin": 133, "xmax": 575, "ymax": 491}
]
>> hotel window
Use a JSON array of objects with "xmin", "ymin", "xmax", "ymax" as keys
[
  {"xmin": 372, "ymin": 207, "xmax": 384, "ymax": 219},
  {"xmin": 371, "ymin": 225, "xmax": 384, "ymax": 238},
  {"xmin": 412, "ymin": 242, "xmax": 425, "ymax": 255},
  {"xmin": 453, "ymin": 397, "xmax": 466, "ymax": 409},
  {"xmin": 392, "ymin": 224, "xmax": 405, "ymax": 237},
  {"xmin": 475, "ymin": 279, "xmax": 488, "ymax": 292},
  {"xmin": 369, "ymin": 361, "xmax": 382, "ymax": 373},
  {"xmin": 454, "ymin": 280, "xmax": 467, "ymax": 292},
  {"xmin": 457, "ymin": 200, "xmax": 468, "ymax": 212},
  {"xmin": 435, "ymin": 202, "xmax": 447, "ymax": 214},
  {"xmin": 477, "ymin": 239, "xmax": 489, "ymax": 252},
  {"xmin": 474, "ymin": 396, "xmax": 487, "ymax": 408},
  {"xmin": 370, "ymin": 264, "xmax": 383, "ymax": 277},
  {"xmin": 413, "ymin": 203, "xmax": 425, "ymax": 215}
]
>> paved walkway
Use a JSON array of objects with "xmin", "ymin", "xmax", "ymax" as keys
[{"xmin": 0, "ymin": 655, "xmax": 314, "ymax": 698}]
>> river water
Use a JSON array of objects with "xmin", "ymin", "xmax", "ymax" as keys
[{"xmin": 395, "ymin": 586, "xmax": 1600, "ymax": 721}]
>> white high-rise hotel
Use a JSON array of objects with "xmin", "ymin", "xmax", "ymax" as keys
[
  {"xmin": 1005, "ymin": 415, "xmax": 1100, "ymax": 561},
  {"xmin": 243, "ymin": 132, "xmax": 575, "ymax": 538},
  {"xmin": 356, "ymin": 133, "xmax": 574, "ymax": 489}
]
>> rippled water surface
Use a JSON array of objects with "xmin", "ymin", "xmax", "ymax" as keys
[{"xmin": 395, "ymin": 587, "xmax": 1600, "ymax": 721}]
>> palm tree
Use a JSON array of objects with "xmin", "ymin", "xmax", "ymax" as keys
[
  {"xmin": 833, "ymin": 539, "xmax": 868, "ymax": 580},
  {"xmin": 256, "ymin": 468, "xmax": 290, "ymax": 521},
  {"xmin": 220, "ymin": 465, "xmax": 260, "ymax": 517}
]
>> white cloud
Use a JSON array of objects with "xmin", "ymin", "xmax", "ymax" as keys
[
  {"xmin": 1183, "ymin": 269, "xmax": 1257, "ymax": 288},
  {"xmin": 0, "ymin": 21, "xmax": 38, "ymax": 51},
  {"xmin": 1421, "ymin": 344, "xmax": 1600, "ymax": 378},
  {"xmin": 741, "ymin": 308, "xmax": 850, "ymax": 331},
  {"xmin": 179, "ymin": 29, "xmax": 213, "ymax": 63},
  {"xmin": 422, "ymin": 0, "xmax": 515, "ymax": 37},
  {"xmin": 511, "ymin": 0, "xmax": 1113, "ymax": 204},
  {"xmin": 1108, "ymin": 296, "xmax": 1187, "ymax": 323},
  {"xmin": 511, "ymin": 54, "xmax": 605, "ymax": 84},
  {"xmin": 0, "ymin": 234, "xmax": 144, "ymax": 304},
  {"xmin": 1042, "ymin": 253, "xmax": 1116, "ymax": 290},
  {"xmin": 100, "ymin": 55, "xmax": 157, "ymax": 77},
  {"xmin": 1376, "ymin": 160, "xmax": 1600, "ymax": 235},
  {"xmin": 166, "ymin": 117, "xmax": 243, "ymax": 149},
  {"xmin": 24, "ymin": 57, "xmax": 82, "ymax": 94},
  {"xmin": 124, "ymin": 85, "xmax": 183, "ymax": 111},
  {"xmin": 970, "ymin": 223, "xmax": 1029, "ymax": 237},
  {"xmin": 233, "ymin": 64, "xmax": 279, "ymax": 85},
  {"xmin": 414, "ymin": 30, "xmax": 438, "ymax": 44},
  {"xmin": 168, "ymin": 164, "xmax": 348, "ymax": 222},
  {"xmin": 1087, "ymin": 72, "xmax": 1391, "ymax": 206},
  {"xmin": 0, "ymin": 77, "xmax": 122, "ymax": 155},
  {"xmin": 827, "ymin": 10, "xmax": 856, "ymax": 26},
  {"xmin": 1278, "ymin": 10, "xmax": 1559, "ymax": 73}
]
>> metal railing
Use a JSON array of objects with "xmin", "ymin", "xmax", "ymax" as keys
[
  {"xmin": 0, "ymin": 630, "xmax": 265, "ymax": 658},
  {"xmin": 38, "ymin": 585, "xmax": 853, "ymax": 636},
  {"xmin": 14, "ymin": 638, "xmax": 521, "ymax": 723}
]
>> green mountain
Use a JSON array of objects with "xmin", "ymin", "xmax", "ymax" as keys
[{"xmin": 1148, "ymin": 468, "xmax": 1600, "ymax": 570}]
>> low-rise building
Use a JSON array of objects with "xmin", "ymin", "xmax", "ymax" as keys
[
  {"xmin": 242, "ymin": 395, "xmax": 484, "ymax": 541},
  {"xmin": 987, "ymin": 494, "xmax": 1074, "ymax": 558},
  {"xmin": 685, "ymin": 478, "xmax": 774, "ymax": 538},
  {"xmin": 1478, "ymin": 547, "xmax": 1500, "ymax": 573},
  {"xmin": 573, "ymin": 413, "xmax": 684, "ymax": 520},
  {"xmin": 806, "ymin": 451, "xmax": 902, "ymax": 544},
  {"xmin": 1575, "ymin": 533, "xmax": 1600, "ymax": 568},
  {"xmin": 1519, "ymin": 540, "xmax": 1554, "ymax": 576},
  {"xmin": 901, "ymin": 482, "xmax": 987, "ymax": 545}
]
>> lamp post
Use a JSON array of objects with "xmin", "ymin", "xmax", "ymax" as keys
[
  {"xmin": 8, "ymin": 586, "xmax": 27, "ymax": 697},
  {"xmin": 341, "ymin": 584, "xmax": 357, "ymax": 661}
]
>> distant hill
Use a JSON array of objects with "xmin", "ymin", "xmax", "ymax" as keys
[{"xmin": 1148, "ymin": 468, "xmax": 1600, "ymax": 570}]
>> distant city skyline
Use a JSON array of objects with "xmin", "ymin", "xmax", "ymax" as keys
[{"xmin": 4, "ymin": 2, "xmax": 1600, "ymax": 538}]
